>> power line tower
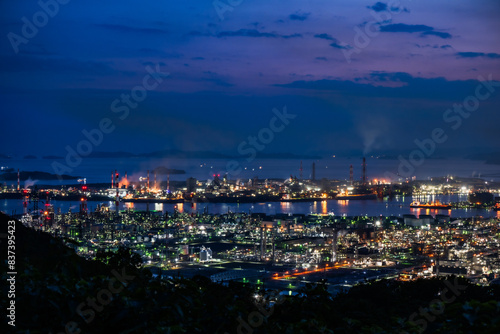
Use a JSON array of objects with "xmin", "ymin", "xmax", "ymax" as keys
[
  {"xmin": 115, "ymin": 170, "xmax": 119, "ymax": 214},
  {"xmin": 30, "ymin": 186, "xmax": 39, "ymax": 214},
  {"xmin": 29, "ymin": 186, "xmax": 40, "ymax": 226}
]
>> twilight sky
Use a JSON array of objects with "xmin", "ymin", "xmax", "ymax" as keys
[{"xmin": 1, "ymin": 0, "xmax": 499, "ymax": 158}]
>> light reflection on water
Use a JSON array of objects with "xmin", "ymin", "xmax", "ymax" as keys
[
  {"xmin": 3, "ymin": 194, "xmax": 498, "ymax": 219},
  {"xmin": 322, "ymin": 200, "xmax": 328, "ymax": 214}
]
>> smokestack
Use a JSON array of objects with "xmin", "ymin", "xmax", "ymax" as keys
[
  {"xmin": 147, "ymin": 170, "xmax": 150, "ymax": 192},
  {"xmin": 300, "ymin": 160, "xmax": 303, "ymax": 180},
  {"xmin": 349, "ymin": 165, "xmax": 353, "ymax": 185},
  {"xmin": 312, "ymin": 162, "xmax": 316, "ymax": 181},
  {"xmin": 362, "ymin": 157, "xmax": 367, "ymax": 186},
  {"xmin": 17, "ymin": 169, "xmax": 20, "ymax": 191},
  {"xmin": 167, "ymin": 174, "xmax": 170, "ymax": 193},
  {"xmin": 111, "ymin": 171, "xmax": 114, "ymax": 188},
  {"xmin": 115, "ymin": 170, "xmax": 119, "ymax": 214},
  {"xmin": 154, "ymin": 171, "xmax": 157, "ymax": 190}
]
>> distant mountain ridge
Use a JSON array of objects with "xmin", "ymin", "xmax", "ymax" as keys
[
  {"xmin": 466, "ymin": 152, "xmax": 500, "ymax": 165},
  {"xmin": 0, "ymin": 171, "xmax": 79, "ymax": 181},
  {"xmin": 5, "ymin": 148, "xmax": 499, "ymax": 161},
  {"xmin": 80, "ymin": 150, "xmax": 323, "ymax": 160},
  {"xmin": 139, "ymin": 149, "xmax": 230, "ymax": 159}
]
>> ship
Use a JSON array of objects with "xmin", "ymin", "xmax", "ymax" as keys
[
  {"xmin": 410, "ymin": 201, "xmax": 451, "ymax": 209},
  {"xmin": 121, "ymin": 197, "xmax": 183, "ymax": 204},
  {"xmin": 336, "ymin": 187, "xmax": 377, "ymax": 200},
  {"xmin": 336, "ymin": 193, "xmax": 377, "ymax": 200},
  {"xmin": 468, "ymin": 191, "xmax": 494, "ymax": 205}
]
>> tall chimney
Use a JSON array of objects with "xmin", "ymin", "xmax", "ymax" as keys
[
  {"xmin": 362, "ymin": 157, "xmax": 367, "ymax": 186},
  {"xmin": 349, "ymin": 165, "xmax": 353, "ymax": 185},
  {"xmin": 115, "ymin": 170, "xmax": 119, "ymax": 214}
]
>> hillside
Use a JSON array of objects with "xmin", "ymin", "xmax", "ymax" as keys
[{"xmin": 1, "ymin": 213, "xmax": 499, "ymax": 333}]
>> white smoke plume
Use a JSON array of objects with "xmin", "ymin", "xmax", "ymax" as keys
[
  {"xmin": 358, "ymin": 116, "xmax": 391, "ymax": 155},
  {"xmin": 24, "ymin": 178, "xmax": 38, "ymax": 189}
]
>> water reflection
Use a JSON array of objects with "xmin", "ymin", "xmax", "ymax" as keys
[
  {"xmin": 321, "ymin": 200, "xmax": 328, "ymax": 214},
  {"xmin": 5, "ymin": 194, "xmax": 499, "ymax": 219},
  {"xmin": 280, "ymin": 201, "xmax": 291, "ymax": 214},
  {"xmin": 176, "ymin": 203, "xmax": 184, "ymax": 213}
]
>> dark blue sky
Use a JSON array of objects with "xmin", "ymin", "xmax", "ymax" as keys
[{"xmin": 1, "ymin": 0, "xmax": 499, "ymax": 157}]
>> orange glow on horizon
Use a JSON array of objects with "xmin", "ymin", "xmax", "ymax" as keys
[{"xmin": 120, "ymin": 177, "xmax": 129, "ymax": 189}]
